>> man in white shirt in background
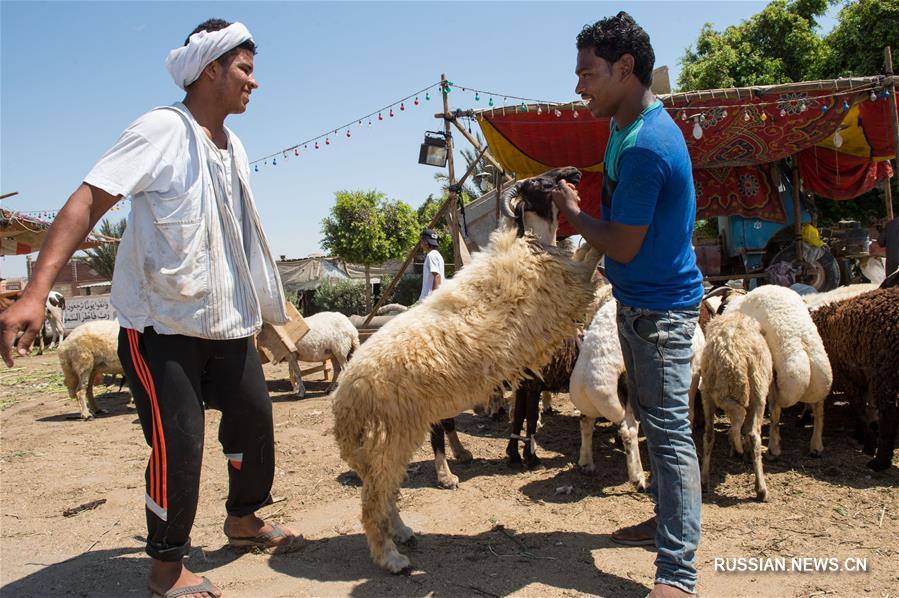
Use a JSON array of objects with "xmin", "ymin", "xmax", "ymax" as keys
[
  {"xmin": 418, "ymin": 228, "xmax": 445, "ymax": 302},
  {"xmin": 0, "ymin": 18, "xmax": 301, "ymax": 598}
]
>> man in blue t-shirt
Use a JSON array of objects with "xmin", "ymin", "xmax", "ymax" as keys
[{"xmin": 551, "ymin": 12, "xmax": 703, "ymax": 598}]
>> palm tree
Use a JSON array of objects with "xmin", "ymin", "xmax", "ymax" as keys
[{"xmin": 79, "ymin": 218, "xmax": 126, "ymax": 280}]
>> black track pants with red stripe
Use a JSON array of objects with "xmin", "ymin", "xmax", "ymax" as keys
[{"xmin": 118, "ymin": 327, "xmax": 275, "ymax": 562}]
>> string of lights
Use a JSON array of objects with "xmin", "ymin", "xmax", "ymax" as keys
[{"xmin": 248, "ymin": 77, "xmax": 892, "ymax": 170}]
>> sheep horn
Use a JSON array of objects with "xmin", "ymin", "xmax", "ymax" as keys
[
  {"xmin": 499, "ymin": 182, "xmax": 521, "ymax": 220},
  {"xmin": 702, "ymin": 286, "xmax": 733, "ymax": 301}
]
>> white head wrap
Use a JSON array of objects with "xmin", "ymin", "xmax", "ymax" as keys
[{"xmin": 165, "ymin": 22, "xmax": 253, "ymax": 90}]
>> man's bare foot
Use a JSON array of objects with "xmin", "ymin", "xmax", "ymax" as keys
[
  {"xmin": 148, "ymin": 560, "xmax": 221, "ymax": 598},
  {"xmin": 647, "ymin": 583, "xmax": 695, "ymax": 597}
]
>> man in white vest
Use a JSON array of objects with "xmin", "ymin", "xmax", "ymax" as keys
[{"xmin": 0, "ymin": 18, "xmax": 301, "ymax": 598}]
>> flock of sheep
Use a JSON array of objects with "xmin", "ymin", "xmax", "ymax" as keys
[{"xmin": 39, "ymin": 167, "xmax": 897, "ymax": 575}]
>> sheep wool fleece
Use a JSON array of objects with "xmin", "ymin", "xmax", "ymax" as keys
[{"xmin": 117, "ymin": 327, "xmax": 275, "ymax": 561}]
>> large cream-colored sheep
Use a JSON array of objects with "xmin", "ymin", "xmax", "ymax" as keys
[
  {"xmin": 700, "ymin": 310, "xmax": 773, "ymax": 501},
  {"xmin": 286, "ymin": 311, "xmax": 359, "ymax": 397},
  {"xmin": 725, "ymin": 285, "xmax": 832, "ymax": 457},
  {"xmin": 58, "ymin": 320, "xmax": 126, "ymax": 420},
  {"xmin": 332, "ymin": 227, "xmax": 602, "ymax": 573}
]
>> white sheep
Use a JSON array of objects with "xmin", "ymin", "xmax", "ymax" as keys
[
  {"xmin": 569, "ymin": 288, "xmax": 704, "ymax": 491},
  {"xmin": 801, "ymin": 282, "xmax": 877, "ymax": 311},
  {"xmin": 700, "ymin": 310, "xmax": 773, "ymax": 501},
  {"xmin": 287, "ymin": 311, "xmax": 360, "ymax": 398},
  {"xmin": 58, "ymin": 320, "xmax": 127, "ymax": 420},
  {"xmin": 725, "ymin": 285, "xmax": 832, "ymax": 457}
]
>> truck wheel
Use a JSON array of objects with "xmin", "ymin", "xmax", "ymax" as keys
[{"xmin": 768, "ymin": 245, "xmax": 840, "ymax": 292}]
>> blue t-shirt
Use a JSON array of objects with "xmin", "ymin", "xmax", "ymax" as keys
[{"xmin": 601, "ymin": 99, "xmax": 704, "ymax": 310}]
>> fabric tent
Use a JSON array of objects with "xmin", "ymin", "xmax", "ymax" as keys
[
  {"xmin": 476, "ymin": 77, "xmax": 896, "ymax": 235},
  {"xmin": 1, "ymin": 208, "xmax": 114, "ymax": 255},
  {"xmin": 277, "ymin": 256, "xmax": 351, "ymax": 294}
]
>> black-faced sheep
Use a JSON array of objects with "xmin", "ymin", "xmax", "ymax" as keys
[
  {"xmin": 332, "ymin": 167, "xmax": 603, "ymax": 573},
  {"xmin": 700, "ymin": 310, "xmax": 773, "ymax": 501},
  {"xmin": 811, "ymin": 287, "xmax": 899, "ymax": 471},
  {"xmin": 58, "ymin": 320, "xmax": 128, "ymax": 419}
]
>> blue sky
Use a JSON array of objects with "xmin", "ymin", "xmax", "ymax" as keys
[{"xmin": 1, "ymin": 1, "xmax": 840, "ymax": 279}]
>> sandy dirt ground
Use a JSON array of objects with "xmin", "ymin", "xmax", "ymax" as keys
[{"xmin": 1, "ymin": 351, "xmax": 896, "ymax": 597}]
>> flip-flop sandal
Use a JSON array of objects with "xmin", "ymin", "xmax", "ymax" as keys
[
  {"xmin": 149, "ymin": 576, "xmax": 221, "ymax": 598},
  {"xmin": 227, "ymin": 524, "xmax": 305, "ymax": 554},
  {"xmin": 611, "ymin": 519, "xmax": 657, "ymax": 547}
]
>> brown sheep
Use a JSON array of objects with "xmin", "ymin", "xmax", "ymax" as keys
[{"xmin": 811, "ymin": 287, "xmax": 899, "ymax": 471}]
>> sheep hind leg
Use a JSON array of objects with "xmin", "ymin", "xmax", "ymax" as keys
[
  {"xmin": 767, "ymin": 401, "xmax": 783, "ymax": 460},
  {"xmin": 85, "ymin": 370, "xmax": 106, "ymax": 415},
  {"xmin": 868, "ymin": 384, "xmax": 897, "ymax": 472},
  {"xmin": 620, "ymin": 405, "xmax": 647, "ymax": 491},
  {"xmin": 522, "ymin": 389, "xmax": 543, "ymax": 470},
  {"xmin": 388, "ymin": 491, "xmax": 414, "ymax": 544},
  {"xmin": 360, "ymin": 461, "xmax": 411, "ymax": 573},
  {"xmin": 326, "ymin": 354, "xmax": 346, "ymax": 394},
  {"xmin": 75, "ymin": 372, "xmax": 93, "ymax": 420},
  {"xmin": 722, "ymin": 403, "xmax": 746, "ymax": 460},
  {"xmin": 578, "ymin": 415, "xmax": 596, "ymax": 473},
  {"xmin": 809, "ymin": 401, "xmax": 825, "ymax": 457}
]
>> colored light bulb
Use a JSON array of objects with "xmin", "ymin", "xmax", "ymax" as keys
[
  {"xmin": 254, "ymin": 164, "xmax": 258, "ymax": 172},
  {"xmin": 325, "ymin": 138, "xmax": 330, "ymax": 145},
  {"xmin": 414, "ymin": 97, "xmax": 419, "ymax": 106},
  {"xmin": 488, "ymin": 97, "xmax": 494, "ymax": 107},
  {"xmin": 314, "ymin": 142, "xmax": 319, "ymax": 149},
  {"xmin": 378, "ymin": 112, "xmax": 383, "ymax": 120},
  {"xmin": 833, "ymin": 130, "xmax": 843, "ymax": 148},
  {"xmin": 400, "ymin": 102, "xmax": 405, "ymax": 111},
  {"xmin": 425, "ymin": 92, "xmax": 430, "ymax": 101},
  {"xmin": 346, "ymin": 130, "xmax": 351, "ymax": 138},
  {"xmin": 389, "ymin": 108, "xmax": 394, "ymax": 117},
  {"xmin": 294, "ymin": 148, "xmax": 299, "ymax": 156},
  {"xmin": 475, "ymin": 92, "xmax": 480, "ymax": 101},
  {"xmin": 692, "ymin": 120, "xmax": 703, "ymax": 139}
]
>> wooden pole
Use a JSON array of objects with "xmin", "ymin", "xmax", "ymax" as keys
[
  {"xmin": 884, "ymin": 47, "xmax": 898, "ymax": 221},
  {"xmin": 792, "ymin": 164, "xmax": 804, "ymax": 266},
  {"xmin": 885, "ymin": 179, "xmax": 894, "ymax": 222},
  {"xmin": 440, "ymin": 74, "xmax": 464, "ymax": 270}
]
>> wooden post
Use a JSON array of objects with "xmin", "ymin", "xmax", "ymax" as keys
[
  {"xmin": 792, "ymin": 164, "xmax": 804, "ymax": 265},
  {"xmin": 441, "ymin": 74, "xmax": 464, "ymax": 270},
  {"xmin": 885, "ymin": 178, "xmax": 895, "ymax": 222},
  {"xmin": 884, "ymin": 47, "xmax": 898, "ymax": 221}
]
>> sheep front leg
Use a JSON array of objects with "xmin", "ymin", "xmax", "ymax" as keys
[
  {"xmin": 578, "ymin": 414, "xmax": 596, "ymax": 473},
  {"xmin": 747, "ymin": 400, "xmax": 768, "ymax": 501},
  {"xmin": 701, "ymin": 396, "xmax": 716, "ymax": 494},
  {"xmin": 388, "ymin": 491, "xmax": 414, "ymax": 544},
  {"xmin": 442, "ymin": 418, "xmax": 472, "ymax": 463},
  {"xmin": 620, "ymin": 405, "xmax": 647, "ymax": 491},
  {"xmin": 809, "ymin": 400, "xmax": 825, "ymax": 457},
  {"xmin": 506, "ymin": 389, "xmax": 527, "ymax": 466},
  {"xmin": 287, "ymin": 355, "xmax": 305, "ymax": 398},
  {"xmin": 431, "ymin": 421, "xmax": 458, "ymax": 489}
]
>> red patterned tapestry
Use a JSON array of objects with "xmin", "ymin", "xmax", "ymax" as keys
[
  {"xmin": 695, "ymin": 164, "xmax": 785, "ymax": 222},
  {"xmin": 797, "ymin": 146, "xmax": 893, "ymax": 200},
  {"xmin": 858, "ymin": 98, "xmax": 899, "ymax": 158},
  {"xmin": 668, "ymin": 90, "xmax": 866, "ymax": 169}
]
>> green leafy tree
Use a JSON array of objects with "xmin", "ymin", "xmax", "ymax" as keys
[
  {"xmin": 321, "ymin": 190, "xmax": 419, "ymax": 312},
  {"xmin": 79, "ymin": 217, "xmax": 126, "ymax": 280},
  {"xmin": 819, "ymin": 0, "xmax": 899, "ymax": 78},
  {"xmin": 678, "ymin": 0, "xmax": 829, "ymax": 90}
]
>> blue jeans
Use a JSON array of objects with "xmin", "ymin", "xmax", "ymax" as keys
[{"xmin": 617, "ymin": 304, "xmax": 701, "ymax": 594}]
